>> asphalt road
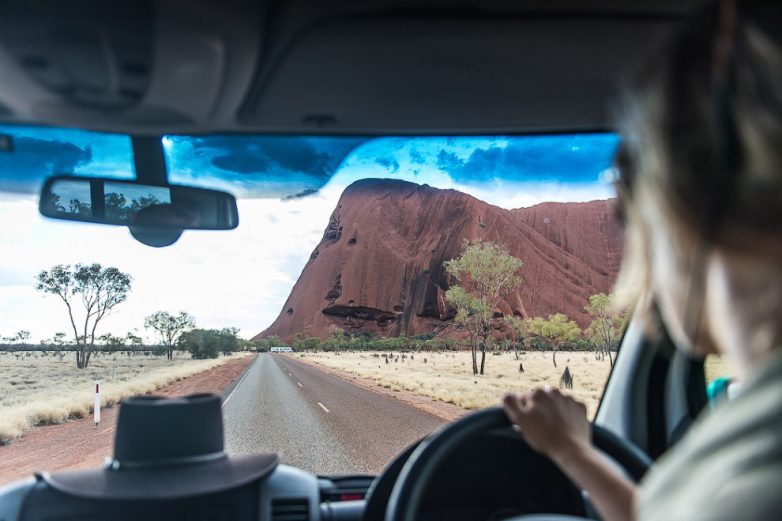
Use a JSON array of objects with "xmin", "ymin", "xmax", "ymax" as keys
[{"xmin": 222, "ymin": 354, "xmax": 447, "ymax": 475}]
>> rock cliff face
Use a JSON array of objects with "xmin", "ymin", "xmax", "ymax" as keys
[{"xmin": 254, "ymin": 179, "xmax": 623, "ymax": 342}]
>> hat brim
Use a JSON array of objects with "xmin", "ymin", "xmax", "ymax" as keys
[{"xmin": 41, "ymin": 453, "xmax": 280, "ymax": 500}]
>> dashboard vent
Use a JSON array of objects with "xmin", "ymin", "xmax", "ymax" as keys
[{"xmin": 271, "ymin": 498, "xmax": 309, "ymax": 521}]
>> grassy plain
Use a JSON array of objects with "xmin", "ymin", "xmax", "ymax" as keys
[
  {"xmin": 0, "ymin": 351, "xmax": 249, "ymax": 444},
  {"xmin": 297, "ymin": 350, "xmax": 613, "ymax": 419}
]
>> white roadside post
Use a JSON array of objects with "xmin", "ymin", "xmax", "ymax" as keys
[{"xmin": 94, "ymin": 380, "xmax": 101, "ymax": 425}]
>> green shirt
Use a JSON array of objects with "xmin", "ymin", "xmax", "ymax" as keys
[{"xmin": 635, "ymin": 351, "xmax": 782, "ymax": 520}]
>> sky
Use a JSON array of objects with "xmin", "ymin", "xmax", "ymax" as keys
[{"xmin": 0, "ymin": 127, "xmax": 619, "ymax": 343}]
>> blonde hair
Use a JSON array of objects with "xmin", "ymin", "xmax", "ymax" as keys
[{"xmin": 613, "ymin": 1, "xmax": 782, "ymax": 353}]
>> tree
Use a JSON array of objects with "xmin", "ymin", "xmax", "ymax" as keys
[
  {"xmin": 585, "ymin": 293, "xmax": 624, "ymax": 367},
  {"xmin": 322, "ymin": 330, "xmax": 348, "ymax": 352},
  {"xmin": 36, "ymin": 264, "xmax": 132, "ymax": 368},
  {"xmin": 444, "ymin": 240, "xmax": 522, "ymax": 375},
  {"xmin": 68, "ymin": 198, "xmax": 91, "ymax": 216},
  {"xmin": 104, "ymin": 192, "xmax": 129, "ymax": 221},
  {"xmin": 144, "ymin": 311, "xmax": 196, "ymax": 360},
  {"xmin": 251, "ymin": 335, "xmax": 287, "ymax": 352},
  {"xmin": 13, "ymin": 330, "xmax": 31, "ymax": 344},
  {"xmin": 1, "ymin": 330, "xmax": 30, "ymax": 345},
  {"xmin": 292, "ymin": 334, "xmax": 321, "ymax": 351},
  {"xmin": 503, "ymin": 315, "xmax": 527, "ymax": 360},
  {"xmin": 179, "ymin": 328, "xmax": 238, "ymax": 359},
  {"xmin": 528, "ymin": 313, "xmax": 581, "ymax": 367},
  {"xmin": 125, "ymin": 331, "xmax": 144, "ymax": 349},
  {"xmin": 445, "ymin": 286, "xmax": 491, "ymax": 373},
  {"xmin": 219, "ymin": 327, "xmax": 240, "ymax": 355},
  {"xmin": 264, "ymin": 335, "xmax": 283, "ymax": 347},
  {"xmin": 179, "ymin": 329, "xmax": 219, "ymax": 359},
  {"xmin": 42, "ymin": 192, "xmax": 65, "ymax": 213},
  {"xmin": 97, "ymin": 333, "xmax": 125, "ymax": 349},
  {"xmin": 52, "ymin": 332, "xmax": 67, "ymax": 348}
]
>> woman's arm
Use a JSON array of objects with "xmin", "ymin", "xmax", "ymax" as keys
[{"xmin": 502, "ymin": 389, "xmax": 637, "ymax": 521}]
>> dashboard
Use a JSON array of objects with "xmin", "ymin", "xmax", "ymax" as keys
[
  {"xmin": 0, "ymin": 430, "xmax": 586, "ymax": 521},
  {"xmin": 1, "ymin": 465, "xmax": 320, "ymax": 521},
  {"xmin": 0, "ymin": 465, "xmax": 376, "ymax": 521}
]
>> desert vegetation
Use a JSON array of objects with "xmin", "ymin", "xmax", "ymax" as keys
[
  {"xmin": 277, "ymin": 290, "xmax": 624, "ymax": 384},
  {"xmin": 145, "ymin": 311, "xmax": 196, "ymax": 360},
  {"xmin": 444, "ymin": 240, "xmax": 522, "ymax": 375},
  {"xmin": 0, "ymin": 350, "xmax": 249, "ymax": 444},
  {"xmin": 36, "ymin": 263, "xmax": 133, "ymax": 368},
  {"xmin": 179, "ymin": 327, "xmax": 242, "ymax": 359},
  {"xmin": 260, "ymin": 241, "xmax": 626, "ymax": 381},
  {"xmin": 30, "ymin": 264, "xmax": 250, "ymax": 366},
  {"xmin": 297, "ymin": 350, "xmax": 611, "ymax": 419},
  {"xmin": 0, "ymin": 262, "xmax": 256, "ymax": 444},
  {"xmin": 287, "ymin": 350, "xmax": 732, "ymax": 422}
]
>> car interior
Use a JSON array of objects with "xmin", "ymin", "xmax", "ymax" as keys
[{"xmin": 0, "ymin": 1, "xmax": 717, "ymax": 520}]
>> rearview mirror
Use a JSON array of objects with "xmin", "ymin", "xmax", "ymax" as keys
[{"xmin": 39, "ymin": 176, "xmax": 239, "ymax": 247}]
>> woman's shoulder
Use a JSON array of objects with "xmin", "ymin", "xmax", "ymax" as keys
[
  {"xmin": 636, "ymin": 355, "xmax": 782, "ymax": 520},
  {"xmin": 700, "ymin": 461, "xmax": 782, "ymax": 520}
]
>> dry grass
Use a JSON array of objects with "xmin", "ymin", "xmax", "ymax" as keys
[
  {"xmin": 297, "ymin": 350, "xmax": 613, "ymax": 419},
  {"xmin": 0, "ymin": 351, "xmax": 249, "ymax": 444}
]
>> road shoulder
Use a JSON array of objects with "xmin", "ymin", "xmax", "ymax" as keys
[{"xmin": 0, "ymin": 355, "xmax": 255, "ymax": 487}]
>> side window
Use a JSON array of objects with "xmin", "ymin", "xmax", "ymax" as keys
[{"xmin": 704, "ymin": 355, "xmax": 736, "ymax": 408}]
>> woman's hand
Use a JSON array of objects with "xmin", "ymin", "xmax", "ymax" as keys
[
  {"xmin": 503, "ymin": 388, "xmax": 636, "ymax": 521},
  {"xmin": 502, "ymin": 387, "xmax": 591, "ymax": 467}
]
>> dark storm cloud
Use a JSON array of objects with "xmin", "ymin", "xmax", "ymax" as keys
[
  {"xmin": 282, "ymin": 188, "xmax": 320, "ymax": 201},
  {"xmin": 376, "ymin": 156, "xmax": 400, "ymax": 172},
  {"xmin": 409, "ymin": 148, "xmax": 426, "ymax": 165},
  {"xmin": 0, "ymin": 137, "xmax": 92, "ymax": 192},
  {"xmin": 0, "ymin": 137, "xmax": 91, "ymax": 176},
  {"xmin": 258, "ymin": 139, "xmax": 335, "ymax": 178},
  {"xmin": 211, "ymin": 153, "xmax": 270, "ymax": 174},
  {"xmin": 187, "ymin": 136, "xmax": 366, "ymax": 179},
  {"xmin": 436, "ymin": 135, "xmax": 619, "ymax": 184}
]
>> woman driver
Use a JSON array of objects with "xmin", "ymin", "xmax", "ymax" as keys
[{"xmin": 503, "ymin": 1, "xmax": 782, "ymax": 520}]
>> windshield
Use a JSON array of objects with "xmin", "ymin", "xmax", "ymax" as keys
[{"xmin": 0, "ymin": 128, "xmax": 623, "ymax": 479}]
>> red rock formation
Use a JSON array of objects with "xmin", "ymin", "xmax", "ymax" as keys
[{"xmin": 254, "ymin": 179, "xmax": 623, "ymax": 342}]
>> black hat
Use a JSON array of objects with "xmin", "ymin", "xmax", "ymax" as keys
[{"xmin": 41, "ymin": 394, "xmax": 279, "ymax": 500}]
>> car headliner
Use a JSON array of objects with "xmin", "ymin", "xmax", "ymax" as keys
[{"xmin": 0, "ymin": 0, "xmax": 702, "ymax": 136}]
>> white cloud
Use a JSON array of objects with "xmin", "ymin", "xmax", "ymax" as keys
[
  {"xmin": 453, "ymin": 181, "xmax": 615, "ymax": 209},
  {"xmin": 0, "ymin": 193, "xmax": 337, "ymax": 342}
]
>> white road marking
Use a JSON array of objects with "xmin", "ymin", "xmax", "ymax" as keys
[
  {"xmin": 297, "ymin": 382, "xmax": 303, "ymax": 388},
  {"xmin": 317, "ymin": 402, "xmax": 330, "ymax": 413},
  {"xmin": 222, "ymin": 355, "xmax": 257, "ymax": 407}
]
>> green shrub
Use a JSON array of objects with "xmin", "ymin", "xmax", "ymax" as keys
[{"xmin": 179, "ymin": 328, "xmax": 239, "ymax": 359}]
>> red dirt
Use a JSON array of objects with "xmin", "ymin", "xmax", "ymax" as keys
[
  {"xmin": 0, "ymin": 355, "xmax": 255, "ymax": 487},
  {"xmin": 256, "ymin": 179, "xmax": 623, "ymax": 342}
]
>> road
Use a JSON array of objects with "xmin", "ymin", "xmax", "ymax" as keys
[{"xmin": 222, "ymin": 354, "xmax": 447, "ymax": 475}]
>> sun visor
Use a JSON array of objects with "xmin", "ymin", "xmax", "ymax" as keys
[{"xmin": 240, "ymin": 16, "xmax": 671, "ymax": 134}]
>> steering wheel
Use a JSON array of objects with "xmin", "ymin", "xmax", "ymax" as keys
[{"xmin": 381, "ymin": 407, "xmax": 651, "ymax": 521}]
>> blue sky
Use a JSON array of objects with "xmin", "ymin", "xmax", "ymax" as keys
[{"xmin": 0, "ymin": 127, "xmax": 619, "ymax": 342}]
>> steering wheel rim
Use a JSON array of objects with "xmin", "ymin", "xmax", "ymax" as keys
[{"xmin": 384, "ymin": 407, "xmax": 651, "ymax": 521}]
